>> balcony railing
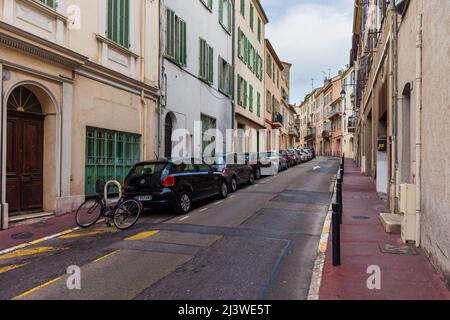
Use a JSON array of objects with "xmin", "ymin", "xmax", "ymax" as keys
[
  {"xmin": 328, "ymin": 107, "xmax": 340, "ymax": 119},
  {"xmin": 288, "ymin": 126, "xmax": 299, "ymax": 137},
  {"xmin": 348, "ymin": 116, "xmax": 357, "ymax": 133},
  {"xmin": 322, "ymin": 130, "xmax": 331, "ymax": 138},
  {"xmin": 272, "ymin": 113, "xmax": 283, "ymax": 128}
]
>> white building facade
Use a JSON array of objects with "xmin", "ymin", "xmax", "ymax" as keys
[{"xmin": 161, "ymin": 0, "xmax": 233, "ymax": 158}]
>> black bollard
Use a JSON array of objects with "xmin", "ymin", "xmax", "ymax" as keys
[
  {"xmin": 332, "ymin": 203, "xmax": 341, "ymax": 266},
  {"xmin": 337, "ymin": 182, "xmax": 343, "ymax": 224}
]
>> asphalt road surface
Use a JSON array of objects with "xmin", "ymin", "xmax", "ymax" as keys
[{"xmin": 0, "ymin": 158, "xmax": 339, "ymax": 300}]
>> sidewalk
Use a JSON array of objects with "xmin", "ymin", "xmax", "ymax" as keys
[
  {"xmin": 0, "ymin": 212, "xmax": 77, "ymax": 253},
  {"xmin": 320, "ymin": 160, "xmax": 450, "ymax": 300}
]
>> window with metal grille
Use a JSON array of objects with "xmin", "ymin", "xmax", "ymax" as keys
[
  {"xmin": 85, "ymin": 127, "xmax": 141, "ymax": 197},
  {"xmin": 107, "ymin": 0, "xmax": 130, "ymax": 48}
]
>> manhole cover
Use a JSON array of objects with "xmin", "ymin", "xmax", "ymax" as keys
[
  {"xmin": 11, "ymin": 232, "xmax": 34, "ymax": 240},
  {"xmin": 352, "ymin": 216, "xmax": 371, "ymax": 220},
  {"xmin": 379, "ymin": 243, "xmax": 419, "ymax": 255}
]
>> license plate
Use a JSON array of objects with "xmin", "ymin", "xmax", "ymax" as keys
[{"xmin": 137, "ymin": 196, "xmax": 152, "ymax": 201}]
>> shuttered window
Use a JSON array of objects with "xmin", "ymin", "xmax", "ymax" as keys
[
  {"xmin": 249, "ymin": 85, "xmax": 254, "ymax": 112},
  {"xmin": 199, "ymin": 38, "xmax": 214, "ymax": 84},
  {"xmin": 107, "ymin": 0, "xmax": 130, "ymax": 48},
  {"xmin": 250, "ymin": 3, "xmax": 254, "ymax": 30},
  {"xmin": 258, "ymin": 18, "xmax": 262, "ymax": 42},
  {"xmin": 200, "ymin": 0, "xmax": 213, "ymax": 11},
  {"xmin": 257, "ymin": 92, "xmax": 261, "ymax": 117},
  {"xmin": 166, "ymin": 8, "xmax": 187, "ymax": 66},
  {"xmin": 218, "ymin": 56, "xmax": 232, "ymax": 97},
  {"xmin": 219, "ymin": 0, "xmax": 232, "ymax": 33},
  {"xmin": 240, "ymin": 0, "xmax": 245, "ymax": 17}
]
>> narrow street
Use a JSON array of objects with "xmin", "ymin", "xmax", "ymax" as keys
[{"xmin": 0, "ymin": 158, "xmax": 339, "ymax": 300}]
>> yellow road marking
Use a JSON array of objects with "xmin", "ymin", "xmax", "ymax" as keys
[
  {"xmin": 95, "ymin": 250, "xmax": 121, "ymax": 263},
  {"xmin": 59, "ymin": 227, "xmax": 118, "ymax": 239},
  {"xmin": 0, "ymin": 263, "xmax": 28, "ymax": 275},
  {"xmin": 14, "ymin": 277, "xmax": 62, "ymax": 300},
  {"xmin": 124, "ymin": 230, "xmax": 159, "ymax": 241},
  {"xmin": 0, "ymin": 247, "xmax": 67, "ymax": 261}
]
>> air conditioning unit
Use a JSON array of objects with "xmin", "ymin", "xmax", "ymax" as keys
[{"xmin": 399, "ymin": 184, "xmax": 417, "ymax": 243}]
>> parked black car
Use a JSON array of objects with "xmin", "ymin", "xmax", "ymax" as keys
[
  {"xmin": 124, "ymin": 159, "xmax": 228, "ymax": 214},
  {"xmin": 211, "ymin": 153, "xmax": 255, "ymax": 193},
  {"xmin": 245, "ymin": 153, "xmax": 262, "ymax": 180}
]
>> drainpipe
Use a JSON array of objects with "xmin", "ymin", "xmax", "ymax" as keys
[
  {"xmin": 391, "ymin": 5, "xmax": 399, "ymax": 214},
  {"xmin": 231, "ymin": 0, "xmax": 236, "ymax": 131},
  {"xmin": 157, "ymin": 0, "xmax": 165, "ymax": 159},
  {"xmin": 141, "ymin": 90, "xmax": 148, "ymax": 159},
  {"xmin": 0, "ymin": 63, "xmax": 4, "ymax": 229},
  {"xmin": 414, "ymin": 14, "xmax": 423, "ymax": 247}
]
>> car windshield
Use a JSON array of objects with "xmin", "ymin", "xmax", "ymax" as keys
[{"xmin": 129, "ymin": 163, "xmax": 168, "ymax": 177}]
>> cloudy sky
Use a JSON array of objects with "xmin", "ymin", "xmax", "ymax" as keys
[{"xmin": 260, "ymin": 0, "xmax": 354, "ymax": 103}]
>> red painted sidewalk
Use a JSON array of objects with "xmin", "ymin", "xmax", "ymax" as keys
[
  {"xmin": 0, "ymin": 212, "xmax": 77, "ymax": 252},
  {"xmin": 320, "ymin": 160, "xmax": 450, "ymax": 300}
]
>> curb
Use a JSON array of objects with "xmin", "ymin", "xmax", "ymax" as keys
[{"xmin": 307, "ymin": 174, "xmax": 338, "ymax": 300}]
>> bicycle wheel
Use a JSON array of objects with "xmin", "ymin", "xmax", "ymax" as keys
[
  {"xmin": 113, "ymin": 199, "xmax": 141, "ymax": 230},
  {"xmin": 75, "ymin": 198, "xmax": 103, "ymax": 228}
]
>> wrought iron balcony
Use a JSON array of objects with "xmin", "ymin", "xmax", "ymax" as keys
[
  {"xmin": 322, "ymin": 130, "xmax": 331, "ymax": 138},
  {"xmin": 328, "ymin": 107, "xmax": 340, "ymax": 119},
  {"xmin": 348, "ymin": 116, "xmax": 357, "ymax": 133},
  {"xmin": 272, "ymin": 113, "xmax": 283, "ymax": 128},
  {"xmin": 289, "ymin": 126, "xmax": 299, "ymax": 137}
]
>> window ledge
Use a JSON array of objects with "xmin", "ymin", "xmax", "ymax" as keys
[
  {"xmin": 27, "ymin": 0, "xmax": 69, "ymax": 23},
  {"xmin": 95, "ymin": 34, "xmax": 139, "ymax": 58}
]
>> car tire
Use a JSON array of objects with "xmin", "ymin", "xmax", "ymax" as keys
[
  {"xmin": 219, "ymin": 181, "xmax": 228, "ymax": 199},
  {"xmin": 175, "ymin": 191, "xmax": 191, "ymax": 215},
  {"xmin": 255, "ymin": 168, "xmax": 261, "ymax": 180},
  {"xmin": 230, "ymin": 176, "xmax": 238, "ymax": 193},
  {"xmin": 248, "ymin": 172, "xmax": 255, "ymax": 185}
]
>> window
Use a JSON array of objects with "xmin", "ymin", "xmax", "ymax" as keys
[
  {"xmin": 240, "ymin": 0, "xmax": 245, "ymax": 17},
  {"xmin": 166, "ymin": 8, "xmax": 187, "ymax": 66},
  {"xmin": 85, "ymin": 127, "xmax": 140, "ymax": 197},
  {"xmin": 257, "ymin": 92, "xmax": 261, "ymax": 117},
  {"xmin": 266, "ymin": 91, "xmax": 272, "ymax": 112},
  {"xmin": 199, "ymin": 38, "xmax": 214, "ymax": 84},
  {"xmin": 39, "ymin": 0, "xmax": 56, "ymax": 9},
  {"xmin": 107, "ymin": 0, "xmax": 130, "ymax": 48},
  {"xmin": 249, "ymin": 3, "xmax": 254, "ymax": 30},
  {"xmin": 200, "ymin": 0, "xmax": 213, "ymax": 11},
  {"xmin": 219, "ymin": 0, "xmax": 232, "ymax": 33},
  {"xmin": 201, "ymin": 114, "xmax": 217, "ymax": 154},
  {"xmin": 237, "ymin": 75, "xmax": 247, "ymax": 108},
  {"xmin": 218, "ymin": 56, "xmax": 233, "ymax": 96},
  {"xmin": 266, "ymin": 53, "xmax": 272, "ymax": 78},
  {"xmin": 257, "ymin": 18, "xmax": 262, "ymax": 42},
  {"xmin": 249, "ymin": 85, "xmax": 254, "ymax": 112}
]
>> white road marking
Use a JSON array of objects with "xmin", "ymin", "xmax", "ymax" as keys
[
  {"xmin": 199, "ymin": 208, "xmax": 209, "ymax": 213},
  {"xmin": 179, "ymin": 216, "xmax": 191, "ymax": 222},
  {"xmin": 214, "ymin": 201, "xmax": 224, "ymax": 205},
  {"xmin": 314, "ymin": 166, "xmax": 321, "ymax": 171},
  {"xmin": 229, "ymin": 195, "xmax": 236, "ymax": 199}
]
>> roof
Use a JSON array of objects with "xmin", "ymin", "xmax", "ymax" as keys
[{"xmin": 253, "ymin": 0, "xmax": 269, "ymax": 24}]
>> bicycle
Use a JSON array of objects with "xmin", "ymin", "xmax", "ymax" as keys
[{"xmin": 75, "ymin": 178, "xmax": 142, "ymax": 230}]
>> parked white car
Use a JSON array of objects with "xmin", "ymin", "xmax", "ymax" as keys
[{"xmin": 259, "ymin": 151, "xmax": 281, "ymax": 176}]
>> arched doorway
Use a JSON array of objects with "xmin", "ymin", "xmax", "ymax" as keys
[
  {"xmin": 164, "ymin": 113, "xmax": 173, "ymax": 159},
  {"xmin": 6, "ymin": 86, "xmax": 44, "ymax": 215}
]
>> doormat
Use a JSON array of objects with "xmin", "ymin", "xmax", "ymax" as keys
[{"xmin": 379, "ymin": 243, "xmax": 419, "ymax": 255}]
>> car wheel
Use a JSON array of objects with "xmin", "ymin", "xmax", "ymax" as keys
[
  {"xmin": 175, "ymin": 191, "xmax": 191, "ymax": 215},
  {"xmin": 248, "ymin": 172, "xmax": 255, "ymax": 185},
  {"xmin": 230, "ymin": 176, "xmax": 238, "ymax": 193},
  {"xmin": 219, "ymin": 181, "xmax": 228, "ymax": 199},
  {"xmin": 256, "ymin": 168, "xmax": 261, "ymax": 180}
]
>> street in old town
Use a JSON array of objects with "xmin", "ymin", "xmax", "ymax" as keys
[{"xmin": 0, "ymin": 159, "xmax": 339, "ymax": 300}]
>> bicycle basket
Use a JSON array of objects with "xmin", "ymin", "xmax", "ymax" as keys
[{"xmin": 95, "ymin": 177, "xmax": 106, "ymax": 195}]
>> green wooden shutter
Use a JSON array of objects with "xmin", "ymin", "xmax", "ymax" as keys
[
  {"xmin": 218, "ymin": 56, "xmax": 223, "ymax": 92},
  {"xmin": 257, "ymin": 92, "xmax": 261, "ymax": 117},
  {"xmin": 238, "ymin": 28, "xmax": 242, "ymax": 59},
  {"xmin": 227, "ymin": 0, "xmax": 232, "ymax": 32},
  {"xmin": 208, "ymin": 46, "xmax": 214, "ymax": 83},
  {"xmin": 237, "ymin": 75, "xmax": 242, "ymax": 105},
  {"xmin": 219, "ymin": 0, "xmax": 224, "ymax": 24},
  {"xmin": 179, "ymin": 19, "xmax": 187, "ymax": 65},
  {"xmin": 228, "ymin": 64, "xmax": 233, "ymax": 97},
  {"xmin": 107, "ymin": 0, "xmax": 130, "ymax": 48},
  {"xmin": 250, "ymin": 3, "xmax": 254, "ymax": 30},
  {"xmin": 249, "ymin": 85, "xmax": 253, "ymax": 112},
  {"xmin": 244, "ymin": 79, "xmax": 248, "ymax": 109},
  {"xmin": 240, "ymin": 0, "xmax": 245, "ymax": 17}
]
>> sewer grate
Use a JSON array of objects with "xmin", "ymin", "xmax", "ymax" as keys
[
  {"xmin": 352, "ymin": 216, "xmax": 371, "ymax": 220},
  {"xmin": 11, "ymin": 232, "xmax": 34, "ymax": 240},
  {"xmin": 379, "ymin": 243, "xmax": 419, "ymax": 255}
]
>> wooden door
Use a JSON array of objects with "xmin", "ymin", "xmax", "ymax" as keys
[{"xmin": 6, "ymin": 111, "xmax": 44, "ymax": 215}]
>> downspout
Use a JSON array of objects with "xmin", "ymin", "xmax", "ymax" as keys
[
  {"xmin": 391, "ymin": 5, "xmax": 399, "ymax": 213},
  {"xmin": 157, "ymin": 0, "xmax": 165, "ymax": 159},
  {"xmin": 140, "ymin": 1, "xmax": 147, "ymax": 159},
  {"xmin": 231, "ymin": 0, "xmax": 236, "ymax": 130},
  {"xmin": 0, "ymin": 63, "xmax": 4, "ymax": 229},
  {"xmin": 414, "ymin": 14, "xmax": 423, "ymax": 247}
]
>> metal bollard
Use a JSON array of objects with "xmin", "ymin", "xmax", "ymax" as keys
[
  {"xmin": 332, "ymin": 203, "xmax": 341, "ymax": 266},
  {"xmin": 337, "ymin": 182, "xmax": 343, "ymax": 224}
]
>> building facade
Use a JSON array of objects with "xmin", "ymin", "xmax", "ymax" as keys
[
  {"xmin": 351, "ymin": 0, "xmax": 450, "ymax": 286},
  {"xmin": 0, "ymin": 0, "xmax": 160, "ymax": 229},
  {"xmin": 161, "ymin": 0, "xmax": 233, "ymax": 158},
  {"xmin": 234, "ymin": 0, "xmax": 268, "ymax": 153}
]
